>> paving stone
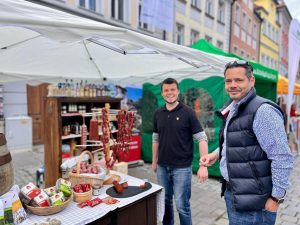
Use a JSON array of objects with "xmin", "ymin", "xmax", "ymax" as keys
[
  {"xmin": 281, "ymin": 222, "xmax": 299, "ymax": 225},
  {"xmin": 214, "ymin": 218, "xmax": 229, "ymax": 225},
  {"xmin": 281, "ymin": 214, "xmax": 298, "ymax": 224}
]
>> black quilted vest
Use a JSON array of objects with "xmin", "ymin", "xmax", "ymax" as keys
[{"xmin": 216, "ymin": 89, "xmax": 284, "ymax": 211}]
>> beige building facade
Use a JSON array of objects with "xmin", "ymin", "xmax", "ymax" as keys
[{"xmin": 28, "ymin": 0, "xmax": 233, "ymax": 50}]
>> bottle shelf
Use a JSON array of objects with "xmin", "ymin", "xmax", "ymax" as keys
[
  {"xmin": 61, "ymin": 113, "xmax": 82, "ymax": 117},
  {"xmin": 61, "ymin": 113, "xmax": 117, "ymax": 121},
  {"xmin": 44, "ymin": 96, "xmax": 122, "ymax": 187},
  {"xmin": 61, "ymin": 133, "xmax": 82, "ymax": 140},
  {"xmin": 61, "ymin": 130, "xmax": 118, "ymax": 140}
]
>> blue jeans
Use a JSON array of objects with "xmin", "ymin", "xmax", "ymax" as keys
[
  {"xmin": 157, "ymin": 165, "xmax": 192, "ymax": 225},
  {"xmin": 224, "ymin": 189, "xmax": 277, "ymax": 225}
]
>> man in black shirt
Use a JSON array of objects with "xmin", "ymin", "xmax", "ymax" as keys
[{"xmin": 152, "ymin": 78, "xmax": 208, "ymax": 225}]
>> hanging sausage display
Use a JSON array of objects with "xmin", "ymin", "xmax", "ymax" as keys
[
  {"xmin": 101, "ymin": 108, "xmax": 135, "ymax": 169},
  {"xmin": 100, "ymin": 106, "xmax": 111, "ymax": 168},
  {"xmin": 89, "ymin": 111, "xmax": 99, "ymax": 141}
]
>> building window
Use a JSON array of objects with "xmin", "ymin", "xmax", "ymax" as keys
[
  {"xmin": 205, "ymin": 0, "xmax": 214, "ymax": 16},
  {"xmin": 248, "ymin": 17, "xmax": 251, "ymax": 33},
  {"xmin": 242, "ymin": 12, "xmax": 247, "ymax": 29},
  {"xmin": 79, "ymin": 0, "xmax": 85, "ymax": 7},
  {"xmin": 253, "ymin": 23, "xmax": 257, "ymax": 38},
  {"xmin": 191, "ymin": 0, "xmax": 201, "ymax": 9},
  {"xmin": 217, "ymin": 40, "xmax": 224, "ymax": 50},
  {"xmin": 205, "ymin": 35, "xmax": 212, "ymax": 43},
  {"xmin": 270, "ymin": 58, "xmax": 274, "ymax": 68},
  {"xmin": 233, "ymin": 46, "xmax": 238, "ymax": 53},
  {"xmin": 111, "ymin": 0, "xmax": 128, "ymax": 22},
  {"xmin": 267, "ymin": 22, "xmax": 271, "ymax": 38},
  {"xmin": 248, "ymin": 0, "xmax": 253, "ymax": 11},
  {"xmin": 138, "ymin": 1, "xmax": 148, "ymax": 30},
  {"xmin": 118, "ymin": 0, "xmax": 124, "ymax": 20},
  {"xmin": 218, "ymin": 0, "xmax": 225, "ymax": 23},
  {"xmin": 276, "ymin": 11, "xmax": 280, "ymax": 24},
  {"xmin": 111, "ymin": 0, "xmax": 115, "ymax": 18},
  {"xmin": 89, "ymin": 0, "xmax": 96, "ymax": 11},
  {"xmin": 190, "ymin": 29, "xmax": 199, "ymax": 45},
  {"xmin": 262, "ymin": 21, "xmax": 266, "ymax": 35},
  {"xmin": 176, "ymin": 23, "xmax": 185, "ymax": 45},
  {"xmin": 241, "ymin": 50, "xmax": 244, "ymax": 58},
  {"xmin": 163, "ymin": 30, "xmax": 167, "ymax": 40},
  {"xmin": 234, "ymin": 4, "xmax": 240, "ymax": 24},
  {"xmin": 273, "ymin": 27, "xmax": 276, "ymax": 41}
]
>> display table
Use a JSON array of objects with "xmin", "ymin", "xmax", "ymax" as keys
[{"xmin": 21, "ymin": 172, "xmax": 164, "ymax": 225}]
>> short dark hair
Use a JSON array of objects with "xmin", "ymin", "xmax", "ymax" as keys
[
  {"xmin": 224, "ymin": 60, "xmax": 254, "ymax": 80},
  {"xmin": 161, "ymin": 78, "xmax": 179, "ymax": 91}
]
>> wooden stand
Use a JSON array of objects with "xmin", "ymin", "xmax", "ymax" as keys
[
  {"xmin": 88, "ymin": 192, "xmax": 159, "ymax": 225},
  {"xmin": 44, "ymin": 97, "xmax": 121, "ymax": 187}
]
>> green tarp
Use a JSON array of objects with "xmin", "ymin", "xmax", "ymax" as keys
[
  {"xmin": 141, "ymin": 77, "xmax": 226, "ymax": 177},
  {"xmin": 191, "ymin": 39, "xmax": 278, "ymax": 101}
]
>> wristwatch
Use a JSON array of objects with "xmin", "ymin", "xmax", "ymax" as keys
[{"xmin": 270, "ymin": 196, "xmax": 285, "ymax": 204}]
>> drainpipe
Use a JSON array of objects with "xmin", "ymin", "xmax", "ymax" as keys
[
  {"xmin": 254, "ymin": 10, "xmax": 263, "ymax": 63},
  {"xmin": 229, "ymin": 0, "xmax": 237, "ymax": 53}
]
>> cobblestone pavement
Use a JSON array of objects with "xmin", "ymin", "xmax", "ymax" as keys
[{"xmin": 11, "ymin": 146, "xmax": 300, "ymax": 225}]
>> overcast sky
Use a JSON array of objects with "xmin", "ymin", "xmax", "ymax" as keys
[{"xmin": 284, "ymin": 0, "xmax": 300, "ymax": 21}]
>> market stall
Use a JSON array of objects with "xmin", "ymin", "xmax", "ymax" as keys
[
  {"xmin": 277, "ymin": 75, "xmax": 300, "ymax": 95},
  {"xmin": 0, "ymin": 0, "xmax": 245, "ymax": 181},
  {"xmin": 21, "ymin": 171, "xmax": 163, "ymax": 225},
  {"xmin": 276, "ymin": 75, "xmax": 300, "ymax": 153},
  {"xmin": 0, "ymin": 110, "xmax": 163, "ymax": 225},
  {"xmin": 0, "ymin": 0, "xmax": 232, "ymax": 223}
]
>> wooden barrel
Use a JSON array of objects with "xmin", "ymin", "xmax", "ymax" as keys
[{"xmin": 0, "ymin": 133, "xmax": 14, "ymax": 195}]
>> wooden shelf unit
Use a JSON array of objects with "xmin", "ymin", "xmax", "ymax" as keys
[{"xmin": 44, "ymin": 97, "xmax": 121, "ymax": 187}]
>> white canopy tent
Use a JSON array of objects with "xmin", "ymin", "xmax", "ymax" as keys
[{"xmin": 0, "ymin": 0, "xmax": 237, "ymax": 86}]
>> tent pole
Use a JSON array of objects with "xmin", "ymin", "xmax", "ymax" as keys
[{"xmin": 83, "ymin": 40, "xmax": 104, "ymax": 81}]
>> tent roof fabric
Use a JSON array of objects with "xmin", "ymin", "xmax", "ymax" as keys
[
  {"xmin": 0, "ymin": 0, "xmax": 241, "ymax": 86},
  {"xmin": 191, "ymin": 39, "xmax": 278, "ymax": 83},
  {"xmin": 277, "ymin": 75, "xmax": 300, "ymax": 95}
]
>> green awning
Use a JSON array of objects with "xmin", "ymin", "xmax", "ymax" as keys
[{"xmin": 191, "ymin": 39, "xmax": 278, "ymax": 83}]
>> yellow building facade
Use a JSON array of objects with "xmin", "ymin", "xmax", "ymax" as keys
[
  {"xmin": 175, "ymin": 0, "xmax": 231, "ymax": 50},
  {"xmin": 254, "ymin": 0, "xmax": 280, "ymax": 70}
]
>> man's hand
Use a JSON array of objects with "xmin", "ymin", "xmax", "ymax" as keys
[
  {"xmin": 265, "ymin": 198, "xmax": 279, "ymax": 213},
  {"xmin": 197, "ymin": 166, "xmax": 208, "ymax": 183},
  {"xmin": 151, "ymin": 162, "xmax": 157, "ymax": 172},
  {"xmin": 200, "ymin": 151, "xmax": 218, "ymax": 167}
]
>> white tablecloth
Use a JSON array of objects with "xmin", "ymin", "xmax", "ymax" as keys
[{"xmin": 20, "ymin": 171, "xmax": 164, "ymax": 225}]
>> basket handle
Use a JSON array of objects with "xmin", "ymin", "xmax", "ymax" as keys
[{"xmin": 76, "ymin": 150, "xmax": 94, "ymax": 175}]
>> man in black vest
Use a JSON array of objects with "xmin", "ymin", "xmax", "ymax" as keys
[{"xmin": 200, "ymin": 60, "xmax": 293, "ymax": 225}]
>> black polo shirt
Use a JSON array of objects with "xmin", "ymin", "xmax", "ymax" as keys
[{"xmin": 153, "ymin": 102, "xmax": 203, "ymax": 167}]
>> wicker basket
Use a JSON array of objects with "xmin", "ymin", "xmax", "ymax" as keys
[
  {"xmin": 73, "ymin": 189, "xmax": 92, "ymax": 203},
  {"xmin": 25, "ymin": 195, "xmax": 72, "ymax": 216},
  {"xmin": 69, "ymin": 150, "xmax": 104, "ymax": 187}
]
